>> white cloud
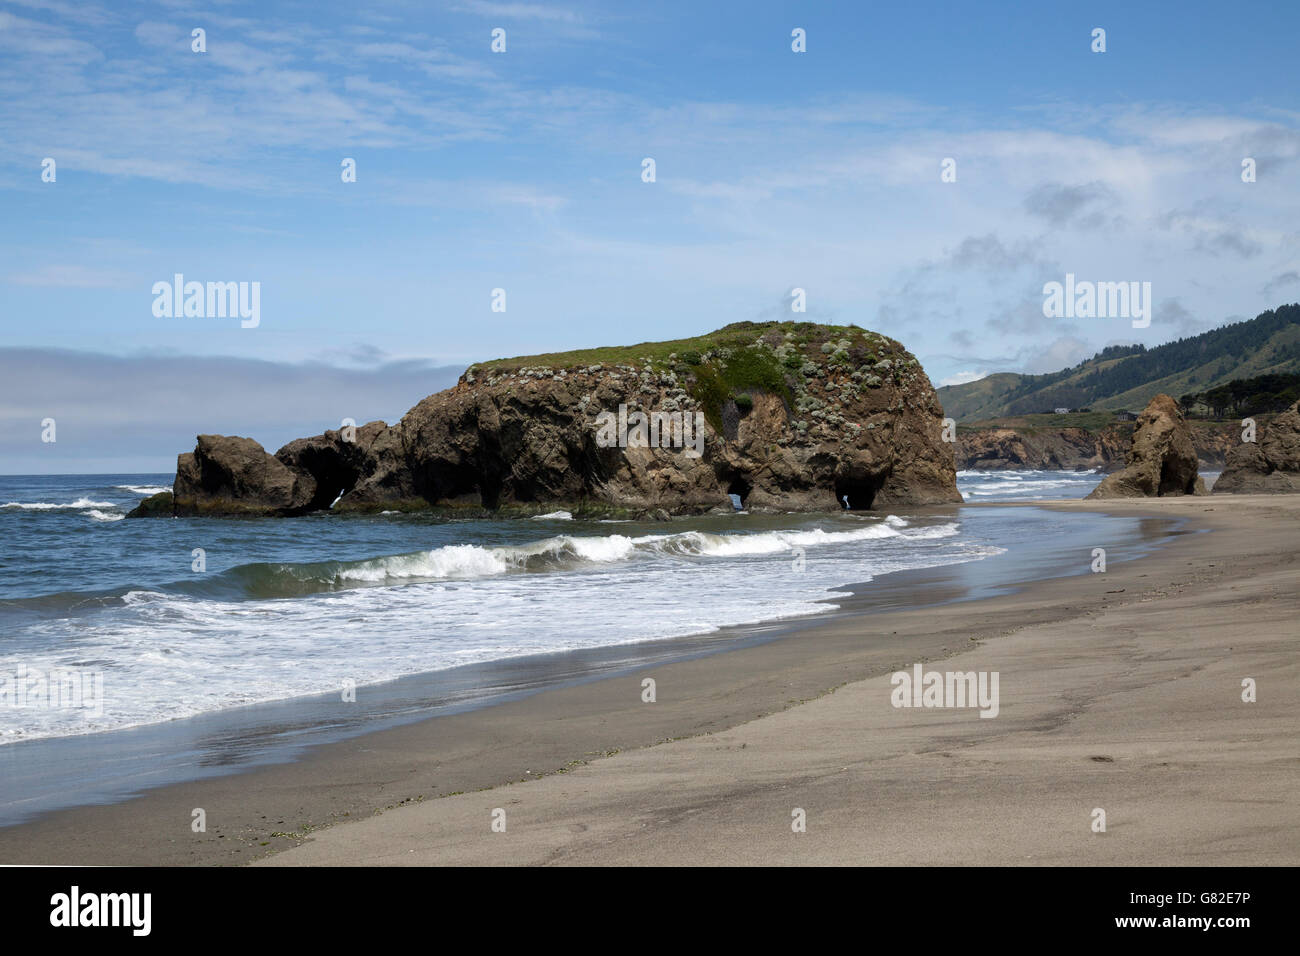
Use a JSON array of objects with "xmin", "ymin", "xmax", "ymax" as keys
[
  {"xmin": 0, "ymin": 3, "xmax": 1296, "ymax": 391},
  {"xmin": 0, "ymin": 348, "xmax": 463, "ymax": 473},
  {"xmin": 1020, "ymin": 336, "xmax": 1094, "ymax": 375},
  {"xmin": 939, "ymin": 371, "xmax": 987, "ymax": 387},
  {"xmin": 454, "ymin": 1, "xmax": 585, "ymax": 22}
]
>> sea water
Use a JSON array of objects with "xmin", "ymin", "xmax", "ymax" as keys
[
  {"xmin": 3, "ymin": 468, "xmax": 1201, "ymax": 747},
  {"xmin": 0, "ymin": 472, "xmax": 1012, "ymax": 744},
  {"xmin": 0, "ymin": 471, "xmax": 1194, "ymax": 825}
]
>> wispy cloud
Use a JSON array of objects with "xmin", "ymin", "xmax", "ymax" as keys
[
  {"xmin": 7, "ymin": 264, "xmax": 134, "ymax": 288},
  {"xmin": 938, "ymin": 370, "xmax": 987, "ymax": 387},
  {"xmin": 0, "ymin": 348, "xmax": 463, "ymax": 473},
  {"xmin": 454, "ymin": 1, "xmax": 585, "ymax": 23},
  {"xmin": 1261, "ymin": 271, "xmax": 1300, "ymax": 297},
  {"xmin": 0, "ymin": 1, "xmax": 1297, "ymax": 397}
]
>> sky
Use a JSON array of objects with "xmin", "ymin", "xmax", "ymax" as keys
[{"xmin": 2, "ymin": 0, "xmax": 1298, "ymax": 472}]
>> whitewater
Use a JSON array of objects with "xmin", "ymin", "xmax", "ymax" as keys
[{"xmin": 1, "ymin": 468, "xmax": 1162, "ymax": 744}]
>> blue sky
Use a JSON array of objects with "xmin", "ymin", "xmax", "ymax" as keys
[{"xmin": 2, "ymin": 0, "xmax": 1298, "ymax": 471}]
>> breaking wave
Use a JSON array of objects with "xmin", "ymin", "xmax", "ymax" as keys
[
  {"xmin": 115, "ymin": 485, "xmax": 170, "ymax": 496},
  {"xmin": 216, "ymin": 519, "xmax": 937, "ymax": 595},
  {"xmin": 8, "ymin": 516, "xmax": 960, "ymax": 610},
  {"xmin": 1, "ymin": 498, "xmax": 117, "ymax": 511}
]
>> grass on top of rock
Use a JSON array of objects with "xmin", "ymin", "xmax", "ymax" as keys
[
  {"xmin": 472, "ymin": 321, "xmax": 898, "ymax": 374},
  {"xmin": 470, "ymin": 321, "xmax": 912, "ymax": 429},
  {"xmin": 689, "ymin": 347, "xmax": 793, "ymax": 430}
]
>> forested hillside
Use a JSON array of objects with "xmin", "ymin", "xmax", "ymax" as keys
[{"xmin": 938, "ymin": 305, "xmax": 1300, "ymax": 421}]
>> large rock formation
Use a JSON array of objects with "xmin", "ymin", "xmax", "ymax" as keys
[
  {"xmin": 955, "ymin": 421, "xmax": 1233, "ymax": 472},
  {"xmin": 275, "ymin": 420, "xmax": 419, "ymax": 511},
  {"xmin": 139, "ymin": 322, "xmax": 962, "ymax": 518},
  {"xmin": 173, "ymin": 434, "xmax": 318, "ymax": 516},
  {"xmin": 1085, "ymin": 394, "xmax": 1206, "ymax": 499},
  {"xmin": 1212, "ymin": 400, "xmax": 1300, "ymax": 494},
  {"xmin": 957, "ymin": 427, "xmax": 1126, "ymax": 472}
]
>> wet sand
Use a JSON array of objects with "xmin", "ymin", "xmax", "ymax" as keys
[{"xmin": 2, "ymin": 496, "xmax": 1296, "ymax": 865}]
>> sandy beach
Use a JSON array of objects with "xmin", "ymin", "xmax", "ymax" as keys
[
  {"xmin": 254, "ymin": 494, "xmax": 1297, "ymax": 866},
  {"xmin": 0, "ymin": 494, "xmax": 1292, "ymax": 866}
]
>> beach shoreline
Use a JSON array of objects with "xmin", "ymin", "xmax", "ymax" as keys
[
  {"xmin": 1, "ymin": 495, "xmax": 1296, "ymax": 865},
  {"xmin": 0, "ymin": 503, "xmax": 1143, "ymax": 826}
]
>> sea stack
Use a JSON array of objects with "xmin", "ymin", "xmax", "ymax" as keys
[
  {"xmin": 174, "ymin": 434, "xmax": 318, "ymax": 516},
  {"xmin": 1085, "ymin": 394, "xmax": 1206, "ymax": 499},
  {"xmin": 137, "ymin": 322, "xmax": 963, "ymax": 518},
  {"xmin": 1212, "ymin": 399, "xmax": 1300, "ymax": 494}
]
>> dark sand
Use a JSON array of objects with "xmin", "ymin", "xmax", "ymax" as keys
[{"xmin": 2, "ymin": 496, "xmax": 1296, "ymax": 865}]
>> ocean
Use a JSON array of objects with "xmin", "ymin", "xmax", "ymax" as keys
[
  {"xmin": 0, "ymin": 469, "xmax": 1196, "ymax": 824},
  {"xmin": 0, "ymin": 467, "xmax": 1175, "ymax": 748},
  {"xmin": 958, "ymin": 468, "xmax": 1221, "ymax": 500},
  {"xmin": 957, "ymin": 468, "xmax": 1104, "ymax": 500}
]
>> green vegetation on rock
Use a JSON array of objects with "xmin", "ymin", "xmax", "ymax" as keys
[{"xmin": 469, "ymin": 320, "xmax": 912, "ymax": 431}]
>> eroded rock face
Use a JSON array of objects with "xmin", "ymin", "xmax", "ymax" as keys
[
  {"xmin": 160, "ymin": 323, "xmax": 962, "ymax": 517},
  {"xmin": 958, "ymin": 427, "xmax": 1126, "ymax": 472},
  {"xmin": 275, "ymin": 420, "xmax": 416, "ymax": 511},
  {"xmin": 397, "ymin": 363, "xmax": 959, "ymax": 514},
  {"xmin": 955, "ymin": 422, "xmax": 1232, "ymax": 472},
  {"xmin": 1085, "ymin": 394, "xmax": 1205, "ymax": 499},
  {"xmin": 173, "ymin": 434, "xmax": 317, "ymax": 516},
  {"xmin": 1213, "ymin": 401, "xmax": 1300, "ymax": 494}
]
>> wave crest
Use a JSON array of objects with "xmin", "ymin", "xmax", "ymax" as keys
[
  {"xmin": 2, "ymin": 498, "xmax": 116, "ymax": 510},
  {"xmin": 220, "ymin": 519, "xmax": 951, "ymax": 597}
]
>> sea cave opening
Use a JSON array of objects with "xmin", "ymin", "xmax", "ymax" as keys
[
  {"xmin": 834, "ymin": 476, "xmax": 885, "ymax": 512},
  {"xmin": 726, "ymin": 475, "xmax": 753, "ymax": 511}
]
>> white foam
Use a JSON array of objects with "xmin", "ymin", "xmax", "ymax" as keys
[
  {"xmin": 86, "ymin": 510, "xmax": 125, "ymax": 522},
  {"xmin": 1, "ymin": 498, "xmax": 117, "ymax": 510},
  {"xmin": 531, "ymin": 511, "xmax": 573, "ymax": 520},
  {"xmin": 115, "ymin": 485, "xmax": 170, "ymax": 496},
  {"xmin": 318, "ymin": 519, "xmax": 952, "ymax": 585},
  {"xmin": 558, "ymin": 534, "xmax": 637, "ymax": 562},
  {"xmin": 120, "ymin": 589, "xmax": 168, "ymax": 605},
  {"xmin": 335, "ymin": 544, "xmax": 512, "ymax": 582},
  {"xmin": 957, "ymin": 469, "xmax": 1102, "ymax": 501},
  {"xmin": 0, "ymin": 513, "xmax": 996, "ymax": 744}
]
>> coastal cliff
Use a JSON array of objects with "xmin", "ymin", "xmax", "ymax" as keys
[
  {"xmin": 954, "ymin": 419, "xmax": 1234, "ymax": 472},
  {"xmin": 140, "ymin": 322, "xmax": 962, "ymax": 518},
  {"xmin": 1213, "ymin": 400, "xmax": 1300, "ymax": 494}
]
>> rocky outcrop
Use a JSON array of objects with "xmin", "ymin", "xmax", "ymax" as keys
[
  {"xmin": 1190, "ymin": 427, "xmax": 1237, "ymax": 467},
  {"xmin": 1085, "ymin": 394, "xmax": 1205, "ymax": 499},
  {"xmin": 128, "ymin": 490, "xmax": 174, "ymax": 517},
  {"xmin": 1212, "ymin": 400, "xmax": 1300, "ymax": 494},
  {"xmin": 955, "ymin": 422, "xmax": 1233, "ymax": 472},
  {"xmin": 395, "ymin": 362, "xmax": 958, "ymax": 515},
  {"xmin": 275, "ymin": 420, "xmax": 420, "ymax": 511},
  {"xmin": 957, "ymin": 427, "xmax": 1127, "ymax": 472},
  {"xmin": 172, "ymin": 434, "xmax": 318, "ymax": 516},
  {"xmin": 145, "ymin": 322, "xmax": 962, "ymax": 518}
]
